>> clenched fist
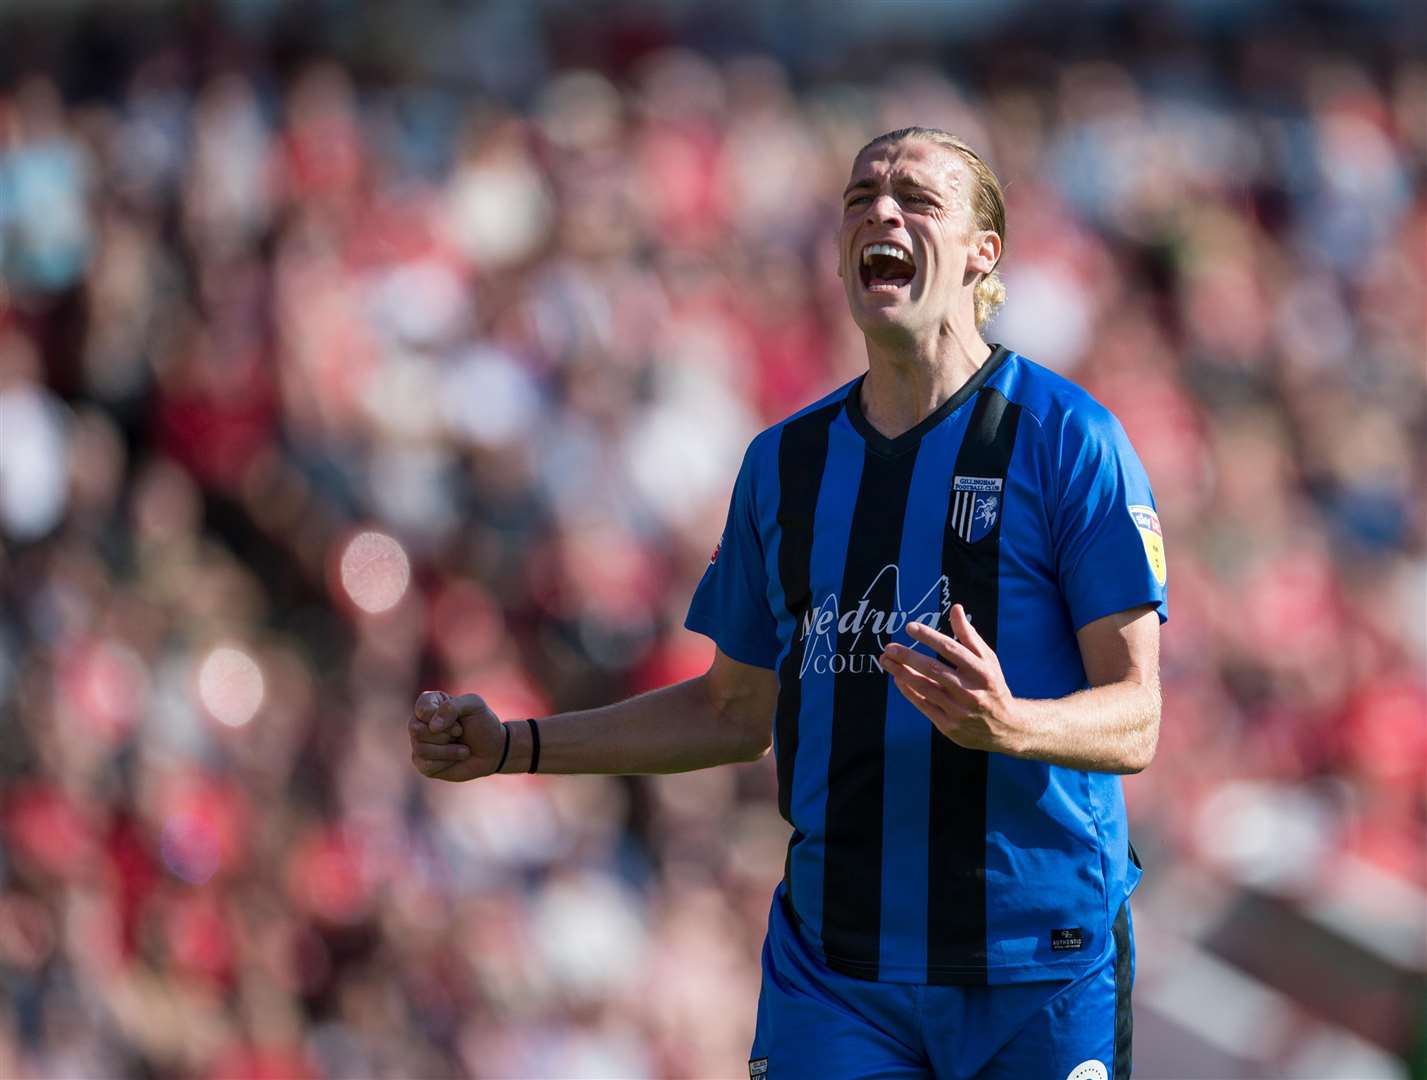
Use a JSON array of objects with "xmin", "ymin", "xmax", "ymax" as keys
[{"xmin": 409, "ymin": 690, "xmax": 506, "ymax": 782}]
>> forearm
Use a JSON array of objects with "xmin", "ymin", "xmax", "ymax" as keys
[
  {"xmin": 1008, "ymin": 677, "xmax": 1160, "ymax": 774},
  {"xmin": 498, "ymin": 675, "xmax": 770, "ymax": 776}
]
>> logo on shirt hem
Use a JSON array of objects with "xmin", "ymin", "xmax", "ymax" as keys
[
  {"xmin": 1051, "ymin": 927, "xmax": 1084, "ymax": 951},
  {"xmin": 1065, "ymin": 1060, "xmax": 1108, "ymax": 1080},
  {"xmin": 749, "ymin": 1057, "xmax": 768, "ymax": 1078}
]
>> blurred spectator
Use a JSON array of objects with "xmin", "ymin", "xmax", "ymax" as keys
[{"xmin": 0, "ymin": 2, "xmax": 1422, "ymax": 1077}]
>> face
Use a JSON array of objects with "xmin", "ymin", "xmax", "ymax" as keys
[{"xmin": 837, "ymin": 138, "xmax": 998, "ymax": 336}]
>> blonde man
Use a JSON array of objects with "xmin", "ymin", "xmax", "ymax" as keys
[{"xmin": 412, "ymin": 128, "xmax": 1165, "ymax": 1079}]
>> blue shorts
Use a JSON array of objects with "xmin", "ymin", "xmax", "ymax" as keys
[{"xmin": 750, "ymin": 887, "xmax": 1134, "ymax": 1080}]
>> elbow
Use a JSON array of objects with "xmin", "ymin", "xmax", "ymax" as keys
[
  {"xmin": 732, "ymin": 723, "xmax": 773, "ymax": 763},
  {"xmin": 698, "ymin": 672, "xmax": 774, "ymax": 764},
  {"xmin": 738, "ymin": 737, "xmax": 773, "ymax": 764},
  {"xmin": 1122, "ymin": 688, "xmax": 1161, "ymax": 774},
  {"xmin": 1121, "ymin": 738, "xmax": 1156, "ymax": 775}
]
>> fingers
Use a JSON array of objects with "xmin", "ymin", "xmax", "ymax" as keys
[
  {"xmin": 886, "ymin": 659, "xmax": 952, "ymax": 719},
  {"xmin": 416, "ymin": 689, "xmax": 476, "ymax": 734},
  {"xmin": 412, "ymin": 756, "xmax": 461, "ymax": 778},
  {"xmin": 906, "ymin": 613, "xmax": 981, "ymax": 672},
  {"xmin": 885, "ymin": 658, "xmax": 953, "ymax": 708},
  {"xmin": 430, "ymin": 692, "xmax": 489, "ymax": 734},
  {"xmin": 882, "ymin": 637, "xmax": 976, "ymax": 727},
  {"xmin": 413, "ymin": 692, "xmax": 466, "ymax": 742},
  {"xmin": 409, "ymin": 717, "xmax": 462, "ymax": 744},
  {"xmin": 413, "ymin": 741, "xmax": 471, "ymax": 763},
  {"xmin": 411, "ymin": 690, "xmax": 475, "ymax": 779},
  {"xmin": 891, "ymin": 672, "xmax": 934, "ymax": 711},
  {"xmin": 415, "ymin": 690, "xmax": 448, "ymax": 723},
  {"xmin": 887, "ymin": 660, "xmax": 934, "ymax": 703},
  {"xmin": 417, "ymin": 690, "xmax": 466, "ymax": 737},
  {"xmin": 905, "ymin": 619, "xmax": 970, "ymax": 665},
  {"xmin": 882, "ymin": 641, "xmax": 971, "ymax": 697},
  {"xmin": 411, "ymin": 741, "xmax": 471, "ymax": 777},
  {"xmin": 948, "ymin": 604, "xmax": 988, "ymax": 657}
]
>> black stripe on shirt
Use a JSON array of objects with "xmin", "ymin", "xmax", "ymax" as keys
[
  {"xmin": 820, "ymin": 442, "xmax": 921, "ymax": 979},
  {"xmin": 927, "ymin": 386, "xmax": 1022, "ymax": 983},
  {"xmin": 772, "ymin": 402, "xmax": 842, "ymax": 828}
]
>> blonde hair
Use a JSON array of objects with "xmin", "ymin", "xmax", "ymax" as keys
[{"xmin": 858, "ymin": 127, "xmax": 1007, "ymax": 329}]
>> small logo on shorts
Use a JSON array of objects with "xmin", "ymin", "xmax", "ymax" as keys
[
  {"xmin": 749, "ymin": 1058, "xmax": 768, "ymax": 1078},
  {"xmin": 1065, "ymin": 1060, "xmax": 1108, "ymax": 1080},
  {"xmin": 1051, "ymin": 927, "xmax": 1084, "ymax": 951}
]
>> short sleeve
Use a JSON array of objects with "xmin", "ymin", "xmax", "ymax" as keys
[
  {"xmin": 1053, "ymin": 404, "xmax": 1168, "ymax": 630},
  {"xmin": 684, "ymin": 445, "xmax": 781, "ymax": 669}
]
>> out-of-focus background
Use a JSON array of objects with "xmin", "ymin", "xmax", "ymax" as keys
[{"xmin": 0, "ymin": 0, "xmax": 1423, "ymax": 1077}]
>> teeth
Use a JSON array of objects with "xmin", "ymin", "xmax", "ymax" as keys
[{"xmin": 862, "ymin": 242, "xmax": 912, "ymax": 265}]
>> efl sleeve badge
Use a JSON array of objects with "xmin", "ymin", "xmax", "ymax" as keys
[{"xmin": 1129, "ymin": 505, "xmax": 1166, "ymax": 586}]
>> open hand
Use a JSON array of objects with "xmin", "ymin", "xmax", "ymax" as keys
[{"xmin": 879, "ymin": 604, "xmax": 1026, "ymax": 756}]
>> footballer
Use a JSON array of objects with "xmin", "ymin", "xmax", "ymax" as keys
[{"xmin": 410, "ymin": 127, "xmax": 1166, "ymax": 1080}]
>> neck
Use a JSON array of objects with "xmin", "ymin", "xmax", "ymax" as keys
[{"xmin": 859, "ymin": 326, "xmax": 992, "ymax": 440}]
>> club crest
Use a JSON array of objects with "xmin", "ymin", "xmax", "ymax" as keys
[{"xmin": 951, "ymin": 476, "xmax": 1003, "ymax": 543}]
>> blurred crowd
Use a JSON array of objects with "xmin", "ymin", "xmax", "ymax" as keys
[{"xmin": 0, "ymin": 2, "xmax": 1423, "ymax": 1077}]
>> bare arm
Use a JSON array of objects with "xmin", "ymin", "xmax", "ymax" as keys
[
  {"xmin": 409, "ymin": 647, "xmax": 779, "ymax": 782},
  {"xmin": 1002, "ymin": 606, "xmax": 1161, "ymax": 772},
  {"xmin": 880, "ymin": 603, "xmax": 1161, "ymax": 774}
]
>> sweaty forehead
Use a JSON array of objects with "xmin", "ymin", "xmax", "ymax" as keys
[{"xmin": 847, "ymin": 138, "xmax": 967, "ymax": 193}]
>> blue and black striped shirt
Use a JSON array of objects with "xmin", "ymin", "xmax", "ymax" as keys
[{"xmin": 686, "ymin": 345, "xmax": 1167, "ymax": 985}]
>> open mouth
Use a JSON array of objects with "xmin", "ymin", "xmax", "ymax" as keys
[{"xmin": 860, "ymin": 242, "xmax": 916, "ymax": 292}]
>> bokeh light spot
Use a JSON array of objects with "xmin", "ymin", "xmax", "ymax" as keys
[
  {"xmin": 197, "ymin": 645, "xmax": 265, "ymax": 727},
  {"xmin": 338, "ymin": 530, "xmax": 411, "ymax": 614}
]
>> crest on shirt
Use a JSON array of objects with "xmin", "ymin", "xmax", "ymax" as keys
[
  {"xmin": 951, "ymin": 475, "xmax": 1003, "ymax": 543},
  {"xmin": 1129, "ymin": 504, "xmax": 1166, "ymax": 585}
]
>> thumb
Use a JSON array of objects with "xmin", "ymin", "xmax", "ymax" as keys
[
  {"xmin": 415, "ymin": 690, "xmax": 449, "ymax": 726},
  {"xmin": 444, "ymin": 693, "xmax": 496, "ymax": 734}
]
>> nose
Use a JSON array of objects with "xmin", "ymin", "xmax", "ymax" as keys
[{"xmin": 866, "ymin": 194, "xmax": 903, "ymax": 227}]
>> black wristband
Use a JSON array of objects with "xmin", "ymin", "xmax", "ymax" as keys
[
  {"xmin": 526, "ymin": 717, "xmax": 541, "ymax": 774},
  {"xmin": 494, "ymin": 722, "xmax": 511, "ymax": 774}
]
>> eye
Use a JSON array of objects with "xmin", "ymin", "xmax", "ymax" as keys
[{"xmin": 846, "ymin": 194, "xmax": 870, "ymax": 207}]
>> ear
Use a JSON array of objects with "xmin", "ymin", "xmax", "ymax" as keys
[{"xmin": 968, "ymin": 230, "xmax": 1001, "ymax": 277}]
